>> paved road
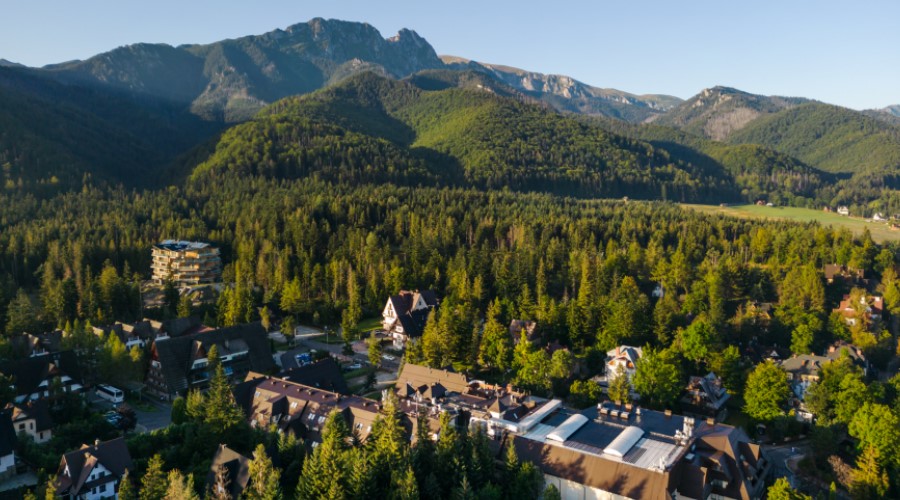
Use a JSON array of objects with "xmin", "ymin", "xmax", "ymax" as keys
[
  {"xmin": 89, "ymin": 394, "xmax": 172, "ymax": 433},
  {"xmin": 763, "ymin": 440, "xmax": 809, "ymax": 488},
  {"xmin": 133, "ymin": 398, "xmax": 173, "ymax": 432}
]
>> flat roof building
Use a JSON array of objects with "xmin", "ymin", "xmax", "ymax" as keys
[{"xmin": 513, "ymin": 402, "xmax": 769, "ymax": 500}]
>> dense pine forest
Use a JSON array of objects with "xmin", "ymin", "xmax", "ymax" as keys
[
  {"xmin": 2, "ymin": 24, "xmax": 900, "ymax": 497},
  {"xmin": 3, "ymin": 166, "xmax": 900, "ymax": 497}
]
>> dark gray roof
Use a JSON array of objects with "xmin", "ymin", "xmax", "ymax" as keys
[
  {"xmin": 0, "ymin": 410, "xmax": 16, "ymax": 456},
  {"xmin": 280, "ymin": 358, "xmax": 350, "ymax": 395},
  {"xmin": 152, "ymin": 322, "xmax": 274, "ymax": 395},
  {"xmin": 57, "ymin": 438, "xmax": 133, "ymax": 497},
  {"xmin": 10, "ymin": 399, "xmax": 53, "ymax": 432},
  {"xmin": 387, "ymin": 290, "xmax": 438, "ymax": 338},
  {"xmin": 205, "ymin": 444, "xmax": 250, "ymax": 498},
  {"xmin": 0, "ymin": 351, "xmax": 82, "ymax": 397}
]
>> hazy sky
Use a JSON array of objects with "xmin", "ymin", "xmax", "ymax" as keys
[{"xmin": 1, "ymin": 0, "xmax": 897, "ymax": 109}]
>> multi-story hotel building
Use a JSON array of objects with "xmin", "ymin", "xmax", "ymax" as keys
[{"xmin": 151, "ymin": 240, "xmax": 222, "ymax": 285}]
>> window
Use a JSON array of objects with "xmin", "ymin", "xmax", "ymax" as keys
[
  {"xmin": 99, "ymin": 484, "xmax": 106, "ymax": 493},
  {"xmin": 17, "ymin": 424, "xmax": 24, "ymax": 430},
  {"xmin": 308, "ymin": 413, "xmax": 316, "ymax": 421},
  {"xmin": 290, "ymin": 401, "xmax": 298, "ymax": 409},
  {"xmin": 254, "ymin": 391, "xmax": 261, "ymax": 398},
  {"xmin": 318, "ymin": 416, "xmax": 326, "ymax": 424}
]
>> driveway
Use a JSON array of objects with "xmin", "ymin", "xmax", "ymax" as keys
[
  {"xmin": 90, "ymin": 394, "xmax": 172, "ymax": 433},
  {"xmin": 132, "ymin": 398, "xmax": 172, "ymax": 433},
  {"xmin": 763, "ymin": 440, "xmax": 809, "ymax": 488}
]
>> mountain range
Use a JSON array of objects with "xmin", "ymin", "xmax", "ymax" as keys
[{"xmin": 1, "ymin": 18, "xmax": 898, "ymax": 209}]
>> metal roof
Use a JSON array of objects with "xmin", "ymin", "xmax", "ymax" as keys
[
  {"xmin": 547, "ymin": 413, "xmax": 589, "ymax": 443},
  {"xmin": 603, "ymin": 425, "xmax": 645, "ymax": 459}
]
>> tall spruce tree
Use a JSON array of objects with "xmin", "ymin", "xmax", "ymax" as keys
[
  {"xmin": 245, "ymin": 444, "xmax": 282, "ymax": 500},
  {"xmin": 139, "ymin": 454, "xmax": 167, "ymax": 500},
  {"xmin": 202, "ymin": 345, "xmax": 244, "ymax": 432}
]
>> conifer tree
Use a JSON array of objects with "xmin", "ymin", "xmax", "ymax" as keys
[
  {"xmin": 203, "ymin": 345, "xmax": 244, "ymax": 432},
  {"xmin": 296, "ymin": 411, "xmax": 349, "ymax": 499},
  {"xmin": 164, "ymin": 470, "xmax": 199, "ymax": 500},
  {"xmin": 345, "ymin": 447, "xmax": 373, "ymax": 498},
  {"xmin": 118, "ymin": 469, "xmax": 136, "ymax": 500},
  {"xmin": 177, "ymin": 295, "xmax": 192, "ymax": 318},
  {"xmin": 390, "ymin": 465, "xmax": 419, "ymax": 500},
  {"xmin": 420, "ymin": 310, "xmax": 442, "ymax": 367},
  {"xmin": 185, "ymin": 389, "xmax": 205, "ymax": 422},
  {"xmin": 139, "ymin": 454, "xmax": 167, "ymax": 500},
  {"xmin": 245, "ymin": 444, "xmax": 282, "ymax": 500},
  {"xmin": 478, "ymin": 299, "xmax": 511, "ymax": 371},
  {"xmin": 851, "ymin": 446, "xmax": 889, "ymax": 499},
  {"xmin": 543, "ymin": 484, "xmax": 562, "ymax": 500}
]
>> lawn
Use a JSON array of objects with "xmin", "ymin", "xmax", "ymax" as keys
[
  {"xmin": 357, "ymin": 316, "xmax": 383, "ymax": 332},
  {"xmin": 681, "ymin": 203, "xmax": 900, "ymax": 243}
]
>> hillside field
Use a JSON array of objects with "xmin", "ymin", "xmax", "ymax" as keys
[{"xmin": 681, "ymin": 203, "xmax": 900, "ymax": 243}]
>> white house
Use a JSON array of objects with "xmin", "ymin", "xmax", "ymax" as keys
[
  {"xmin": 0, "ymin": 410, "xmax": 16, "ymax": 481},
  {"xmin": 56, "ymin": 438, "xmax": 133, "ymax": 499},
  {"xmin": 382, "ymin": 290, "xmax": 439, "ymax": 348}
]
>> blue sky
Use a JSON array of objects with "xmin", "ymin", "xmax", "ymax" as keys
[{"xmin": 1, "ymin": 0, "xmax": 897, "ymax": 109}]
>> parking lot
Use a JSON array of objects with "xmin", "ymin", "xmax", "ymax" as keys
[{"xmin": 88, "ymin": 393, "xmax": 172, "ymax": 433}]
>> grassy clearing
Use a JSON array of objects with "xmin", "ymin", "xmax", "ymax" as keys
[
  {"xmin": 682, "ymin": 203, "xmax": 900, "ymax": 243},
  {"xmin": 358, "ymin": 316, "xmax": 383, "ymax": 332}
]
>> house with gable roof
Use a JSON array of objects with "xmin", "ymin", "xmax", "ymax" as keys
[
  {"xmin": 205, "ymin": 444, "xmax": 251, "ymax": 499},
  {"xmin": 0, "ymin": 410, "xmax": 16, "ymax": 481},
  {"xmin": 0, "ymin": 351, "xmax": 83, "ymax": 403},
  {"xmin": 55, "ymin": 437, "xmax": 133, "ymax": 500},
  {"xmin": 382, "ymin": 290, "xmax": 439, "ymax": 348},
  {"xmin": 8, "ymin": 399, "xmax": 53, "ymax": 443},
  {"xmin": 146, "ymin": 322, "xmax": 274, "ymax": 400}
]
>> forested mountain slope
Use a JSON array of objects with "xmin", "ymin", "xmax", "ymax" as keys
[
  {"xmin": 191, "ymin": 73, "xmax": 739, "ymax": 202},
  {"xmin": 591, "ymin": 116, "xmax": 833, "ymax": 204},
  {"xmin": 0, "ymin": 67, "xmax": 221, "ymax": 192},
  {"xmin": 653, "ymin": 86, "xmax": 808, "ymax": 140},
  {"xmin": 727, "ymin": 102, "xmax": 900, "ymax": 175}
]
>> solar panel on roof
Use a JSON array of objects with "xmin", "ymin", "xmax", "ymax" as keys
[{"xmin": 623, "ymin": 446, "xmax": 647, "ymax": 464}]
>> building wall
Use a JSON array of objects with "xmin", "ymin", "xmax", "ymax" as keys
[
  {"xmin": 151, "ymin": 245, "xmax": 221, "ymax": 285},
  {"xmin": 0, "ymin": 452, "xmax": 14, "ymax": 479},
  {"xmin": 543, "ymin": 473, "xmax": 633, "ymax": 500},
  {"xmin": 76, "ymin": 479, "xmax": 118, "ymax": 500}
]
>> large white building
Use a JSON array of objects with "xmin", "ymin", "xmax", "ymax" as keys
[{"xmin": 151, "ymin": 240, "xmax": 222, "ymax": 286}]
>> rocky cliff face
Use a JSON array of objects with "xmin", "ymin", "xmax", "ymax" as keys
[
  {"xmin": 442, "ymin": 57, "xmax": 681, "ymax": 122},
  {"xmin": 40, "ymin": 18, "xmax": 444, "ymax": 122},
  {"xmin": 655, "ymin": 86, "xmax": 808, "ymax": 140}
]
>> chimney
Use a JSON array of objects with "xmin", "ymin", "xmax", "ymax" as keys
[
  {"xmin": 94, "ymin": 439, "xmax": 100, "ymax": 447},
  {"xmin": 664, "ymin": 409, "xmax": 672, "ymax": 418},
  {"xmin": 706, "ymin": 417, "xmax": 716, "ymax": 426}
]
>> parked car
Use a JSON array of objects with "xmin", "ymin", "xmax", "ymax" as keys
[
  {"xmin": 345, "ymin": 363, "xmax": 363, "ymax": 371},
  {"xmin": 382, "ymin": 354, "xmax": 396, "ymax": 361}
]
